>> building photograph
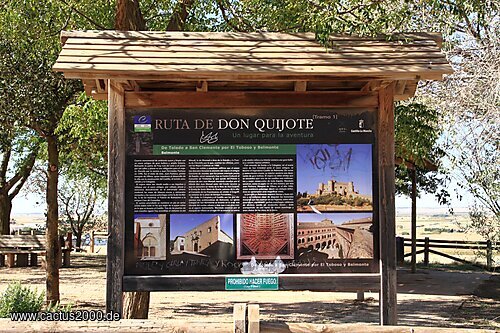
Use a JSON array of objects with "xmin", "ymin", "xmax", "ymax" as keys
[
  {"xmin": 134, "ymin": 214, "xmax": 167, "ymax": 260},
  {"xmin": 297, "ymin": 213, "xmax": 373, "ymax": 259},
  {"xmin": 296, "ymin": 144, "xmax": 373, "ymax": 212},
  {"xmin": 237, "ymin": 213, "xmax": 294, "ymax": 260},
  {"xmin": 169, "ymin": 214, "xmax": 234, "ymax": 261}
]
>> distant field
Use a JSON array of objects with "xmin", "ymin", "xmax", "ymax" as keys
[{"xmin": 396, "ymin": 212, "xmax": 496, "ymax": 266}]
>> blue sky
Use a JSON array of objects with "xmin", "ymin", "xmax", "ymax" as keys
[
  {"xmin": 297, "ymin": 144, "xmax": 372, "ymax": 196},
  {"xmin": 298, "ymin": 212, "xmax": 372, "ymax": 224},
  {"xmin": 169, "ymin": 213, "xmax": 233, "ymax": 240}
]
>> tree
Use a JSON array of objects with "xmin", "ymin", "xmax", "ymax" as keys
[
  {"xmin": 394, "ymin": 103, "xmax": 449, "ymax": 272},
  {"xmin": 58, "ymin": 179, "xmax": 100, "ymax": 249},
  {"xmin": 0, "ymin": 122, "xmax": 39, "ymax": 234},
  {"xmin": 414, "ymin": 2, "xmax": 499, "ymax": 246},
  {"xmin": 422, "ymin": 31, "xmax": 499, "ymax": 245},
  {"xmin": 57, "ymin": 93, "xmax": 108, "ymax": 186},
  {"xmin": 56, "ymin": 94, "xmax": 108, "ymax": 250},
  {"xmin": 0, "ymin": 1, "xmax": 82, "ymax": 305}
]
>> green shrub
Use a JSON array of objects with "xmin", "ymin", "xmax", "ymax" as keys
[{"xmin": 0, "ymin": 282, "xmax": 44, "ymax": 317}]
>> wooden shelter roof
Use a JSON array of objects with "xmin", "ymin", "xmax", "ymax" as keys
[{"xmin": 53, "ymin": 30, "xmax": 452, "ymax": 100}]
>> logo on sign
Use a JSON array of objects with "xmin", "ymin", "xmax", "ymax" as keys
[{"xmin": 134, "ymin": 115, "xmax": 152, "ymax": 132}]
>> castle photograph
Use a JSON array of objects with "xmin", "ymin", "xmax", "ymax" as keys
[
  {"xmin": 237, "ymin": 213, "xmax": 294, "ymax": 260},
  {"xmin": 297, "ymin": 213, "xmax": 373, "ymax": 259},
  {"xmin": 134, "ymin": 214, "xmax": 167, "ymax": 261},
  {"xmin": 296, "ymin": 144, "xmax": 373, "ymax": 211},
  {"xmin": 169, "ymin": 214, "xmax": 234, "ymax": 261}
]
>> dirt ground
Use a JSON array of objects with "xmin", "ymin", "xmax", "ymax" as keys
[{"xmin": 0, "ymin": 254, "xmax": 498, "ymax": 330}]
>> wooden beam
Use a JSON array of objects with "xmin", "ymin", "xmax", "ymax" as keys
[
  {"xmin": 92, "ymin": 92, "xmax": 108, "ymax": 100},
  {"xmin": 377, "ymin": 83, "xmax": 397, "ymax": 325},
  {"xmin": 95, "ymin": 79, "xmax": 107, "ymax": 93},
  {"xmin": 294, "ymin": 81, "xmax": 307, "ymax": 91},
  {"xmin": 106, "ymin": 80, "xmax": 125, "ymax": 316},
  {"xmin": 129, "ymin": 80, "xmax": 140, "ymax": 91},
  {"xmin": 60, "ymin": 71, "xmax": 439, "ymax": 82},
  {"xmin": 122, "ymin": 274, "xmax": 381, "ymax": 291},
  {"xmin": 196, "ymin": 80, "xmax": 208, "ymax": 92},
  {"xmin": 395, "ymin": 80, "xmax": 407, "ymax": 95},
  {"xmin": 82, "ymin": 79, "xmax": 96, "ymax": 96},
  {"xmin": 4, "ymin": 319, "xmax": 491, "ymax": 332},
  {"xmin": 124, "ymin": 91, "xmax": 378, "ymax": 109},
  {"xmin": 361, "ymin": 80, "xmax": 381, "ymax": 91}
]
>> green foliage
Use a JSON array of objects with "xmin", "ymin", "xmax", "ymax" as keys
[
  {"xmin": 0, "ymin": 1, "xmax": 82, "ymax": 135},
  {"xmin": 0, "ymin": 282, "xmax": 44, "ymax": 317},
  {"xmin": 394, "ymin": 103, "xmax": 449, "ymax": 204},
  {"xmin": 57, "ymin": 93, "xmax": 108, "ymax": 190}
]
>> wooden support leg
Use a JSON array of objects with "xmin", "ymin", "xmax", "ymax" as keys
[
  {"xmin": 357, "ymin": 291, "xmax": 365, "ymax": 301},
  {"xmin": 424, "ymin": 237, "xmax": 430, "ymax": 266},
  {"xmin": 378, "ymin": 83, "xmax": 397, "ymax": 325},
  {"xmin": 6, "ymin": 254, "xmax": 15, "ymax": 267},
  {"xmin": 63, "ymin": 250, "xmax": 70, "ymax": 268},
  {"xmin": 233, "ymin": 303, "xmax": 246, "ymax": 333},
  {"xmin": 247, "ymin": 304, "xmax": 260, "ymax": 333},
  {"xmin": 0, "ymin": 254, "xmax": 4, "ymax": 267},
  {"xmin": 17, "ymin": 254, "xmax": 29, "ymax": 267},
  {"xmin": 30, "ymin": 253, "xmax": 38, "ymax": 266}
]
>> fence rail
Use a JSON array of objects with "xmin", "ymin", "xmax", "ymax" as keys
[{"xmin": 396, "ymin": 237, "xmax": 498, "ymax": 271}]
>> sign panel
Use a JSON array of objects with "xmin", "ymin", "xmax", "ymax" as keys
[
  {"xmin": 124, "ymin": 108, "xmax": 378, "ymax": 279},
  {"xmin": 225, "ymin": 276, "xmax": 279, "ymax": 291}
]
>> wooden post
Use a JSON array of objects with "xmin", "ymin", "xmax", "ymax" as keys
[
  {"xmin": 424, "ymin": 237, "xmax": 430, "ymax": 266},
  {"xmin": 378, "ymin": 83, "xmax": 397, "ymax": 325},
  {"xmin": 233, "ymin": 303, "xmax": 247, "ymax": 333},
  {"xmin": 62, "ymin": 250, "xmax": 71, "ymax": 268},
  {"xmin": 30, "ymin": 253, "xmax": 38, "ymax": 266},
  {"xmin": 6, "ymin": 253, "xmax": 15, "ymax": 268},
  {"xmin": 486, "ymin": 240, "xmax": 492, "ymax": 271},
  {"xmin": 0, "ymin": 254, "xmax": 4, "ymax": 266},
  {"xmin": 106, "ymin": 80, "xmax": 126, "ymax": 316},
  {"xmin": 17, "ymin": 253, "xmax": 29, "ymax": 266},
  {"xmin": 357, "ymin": 291, "xmax": 365, "ymax": 301},
  {"xmin": 90, "ymin": 231, "xmax": 95, "ymax": 253},
  {"xmin": 410, "ymin": 168, "xmax": 417, "ymax": 274},
  {"xmin": 66, "ymin": 232, "xmax": 73, "ymax": 250},
  {"xmin": 396, "ymin": 236, "xmax": 404, "ymax": 265},
  {"xmin": 247, "ymin": 304, "xmax": 260, "ymax": 333}
]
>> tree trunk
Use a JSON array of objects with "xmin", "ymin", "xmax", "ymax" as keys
[
  {"xmin": 122, "ymin": 291, "xmax": 150, "ymax": 319},
  {"xmin": 115, "ymin": 0, "xmax": 150, "ymax": 319},
  {"xmin": 75, "ymin": 232, "xmax": 82, "ymax": 250},
  {"xmin": 0, "ymin": 191, "xmax": 12, "ymax": 235},
  {"xmin": 115, "ymin": 0, "xmax": 145, "ymax": 30},
  {"xmin": 46, "ymin": 135, "xmax": 61, "ymax": 305},
  {"xmin": 166, "ymin": 0, "xmax": 196, "ymax": 31},
  {"xmin": 410, "ymin": 168, "xmax": 417, "ymax": 274}
]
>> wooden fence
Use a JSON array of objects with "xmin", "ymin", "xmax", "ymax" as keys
[
  {"xmin": 396, "ymin": 237, "xmax": 497, "ymax": 271},
  {"xmin": 89, "ymin": 231, "xmax": 108, "ymax": 253}
]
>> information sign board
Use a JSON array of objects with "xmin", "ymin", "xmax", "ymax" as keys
[{"xmin": 124, "ymin": 108, "xmax": 378, "ymax": 278}]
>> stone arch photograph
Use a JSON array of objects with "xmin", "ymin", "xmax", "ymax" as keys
[
  {"xmin": 133, "ymin": 214, "xmax": 167, "ymax": 261},
  {"xmin": 297, "ymin": 213, "xmax": 373, "ymax": 259}
]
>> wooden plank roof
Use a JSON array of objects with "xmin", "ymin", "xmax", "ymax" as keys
[{"xmin": 53, "ymin": 30, "xmax": 452, "ymax": 81}]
